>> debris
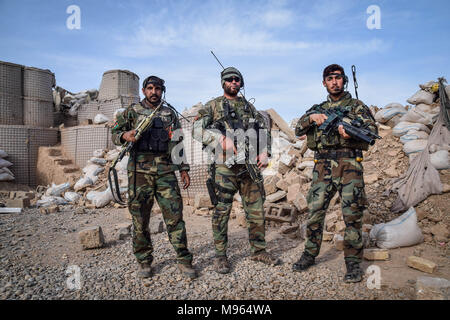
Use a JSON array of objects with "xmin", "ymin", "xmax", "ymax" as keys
[
  {"xmin": 363, "ymin": 248, "xmax": 389, "ymax": 261},
  {"xmin": 416, "ymin": 276, "xmax": 450, "ymax": 300},
  {"xmin": 79, "ymin": 226, "xmax": 105, "ymax": 250},
  {"xmin": 407, "ymin": 256, "xmax": 437, "ymax": 274},
  {"xmin": 265, "ymin": 190, "xmax": 287, "ymax": 203}
]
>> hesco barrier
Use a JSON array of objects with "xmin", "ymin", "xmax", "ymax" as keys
[
  {"xmin": 176, "ymin": 116, "xmax": 209, "ymax": 197},
  {"xmin": 0, "ymin": 93, "xmax": 23, "ymax": 125},
  {"xmin": 23, "ymin": 67, "xmax": 55, "ymax": 101},
  {"xmin": 98, "ymin": 70, "xmax": 139, "ymax": 101},
  {"xmin": 0, "ymin": 125, "xmax": 58, "ymax": 186},
  {"xmin": 61, "ymin": 125, "xmax": 114, "ymax": 168},
  {"xmin": 23, "ymin": 97, "xmax": 54, "ymax": 127},
  {"xmin": 0, "ymin": 61, "xmax": 23, "ymax": 96},
  {"xmin": 77, "ymin": 95, "xmax": 139, "ymax": 124}
]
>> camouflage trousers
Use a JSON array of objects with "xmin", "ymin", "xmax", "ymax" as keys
[
  {"xmin": 212, "ymin": 164, "xmax": 266, "ymax": 257},
  {"xmin": 128, "ymin": 170, "xmax": 193, "ymax": 265},
  {"xmin": 304, "ymin": 157, "xmax": 367, "ymax": 263}
]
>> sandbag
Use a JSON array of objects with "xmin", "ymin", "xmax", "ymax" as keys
[
  {"xmin": 0, "ymin": 150, "xmax": 8, "ymax": 158},
  {"xmin": 64, "ymin": 192, "xmax": 81, "ymax": 203},
  {"xmin": 407, "ymin": 89, "xmax": 435, "ymax": 105},
  {"xmin": 0, "ymin": 167, "xmax": 13, "ymax": 176},
  {"xmin": 87, "ymin": 188, "xmax": 116, "ymax": 208},
  {"xmin": 403, "ymin": 139, "xmax": 428, "ymax": 155},
  {"xmin": 93, "ymin": 149, "xmax": 106, "ymax": 158},
  {"xmin": 375, "ymin": 107, "xmax": 407, "ymax": 123},
  {"xmin": 88, "ymin": 157, "xmax": 107, "ymax": 166},
  {"xmin": 37, "ymin": 196, "xmax": 68, "ymax": 208},
  {"xmin": 74, "ymin": 176, "xmax": 94, "ymax": 192},
  {"xmin": 399, "ymin": 108, "xmax": 433, "ymax": 126},
  {"xmin": 83, "ymin": 164, "xmax": 104, "ymax": 178},
  {"xmin": 370, "ymin": 207, "xmax": 423, "ymax": 249},
  {"xmin": 393, "ymin": 121, "xmax": 431, "ymax": 137},
  {"xmin": 384, "ymin": 102, "xmax": 404, "ymax": 109},
  {"xmin": 45, "ymin": 182, "xmax": 70, "ymax": 197},
  {"xmin": 0, "ymin": 158, "xmax": 13, "ymax": 168},
  {"xmin": 94, "ymin": 114, "xmax": 109, "ymax": 124},
  {"xmin": 430, "ymin": 150, "xmax": 450, "ymax": 170},
  {"xmin": 113, "ymin": 108, "xmax": 126, "ymax": 121},
  {"xmin": 0, "ymin": 173, "xmax": 14, "ymax": 181},
  {"xmin": 415, "ymin": 103, "xmax": 432, "ymax": 113},
  {"xmin": 399, "ymin": 130, "xmax": 430, "ymax": 144}
]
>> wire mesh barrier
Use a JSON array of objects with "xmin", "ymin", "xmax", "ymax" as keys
[
  {"xmin": 77, "ymin": 95, "xmax": 139, "ymax": 125},
  {"xmin": 98, "ymin": 70, "xmax": 139, "ymax": 101},
  {"xmin": 0, "ymin": 93, "xmax": 23, "ymax": 125},
  {"xmin": 61, "ymin": 125, "xmax": 114, "ymax": 168},
  {"xmin": 23, "ymin": 97, "xmax": 54, "ymax": 127},
  {"xmin": 23, "ymin": 67, "xmax": 55, "ymax": 102},
  {"xmin": 0, "ymin": 61, "xmax": 23, "ymax": 96},
  {"xmin": 0, "ymin": 125, "xmax": 58, "ymax": 186}
]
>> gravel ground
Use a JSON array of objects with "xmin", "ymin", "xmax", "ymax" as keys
[{"xmin": 0, "ymin": 206, "xmax": 420, "ymax": 300}]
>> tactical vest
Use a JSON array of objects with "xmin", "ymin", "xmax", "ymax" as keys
[{"xmin": 136, "ymin": 117, "xmax": 169, "ymax": 153}]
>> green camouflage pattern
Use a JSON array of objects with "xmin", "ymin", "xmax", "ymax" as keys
[
  {"xmin": 111, "ymin": 99, "xmax": 190, "ymax": 173},
  {"xmin": 295, "ymin": 91, "xmax": 378, "ymax": 151},
  {"xmin": 192, "ymin": 96, "xmax": 271, "ymax": 156},
  {"xmin": 304, "ymin": 157, "xmax": 367, "ymax": 263},
  {"xmin": 128, "ymin": 170, "xmax": 193, "ymax": 265},
  {"xmin": 212, "ymin": 164, "xmax": 266, "ymax": 256}
]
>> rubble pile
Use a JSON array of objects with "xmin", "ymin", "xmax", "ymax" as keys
[
  {"xmin": 53, "ymin": 86, "xmax": 98, "ymax": 118},
  {"xmin": 0, "ymin": 150, "xmax": 15, "ymax": 182}
]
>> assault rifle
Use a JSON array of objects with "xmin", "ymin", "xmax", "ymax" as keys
[
  {"xmin": 108, "ymin": 101, "xmax": 163, "ymax": 204},
  {"xmin": 315, "ymin": 106, "xmax": 381, "ymax": 145}
]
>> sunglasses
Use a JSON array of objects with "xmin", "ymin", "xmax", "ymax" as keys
[{"xmin": 224, "ymin": 76, "xmax": 241, "ymax": 83}]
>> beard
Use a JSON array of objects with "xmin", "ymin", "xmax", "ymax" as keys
[
  {"xmin": 146, "ymin": 94, "xmax": 161, "ymax": 106},
  {"xmin": 224, "ymin": 84, "xmax": 239, "ymax": 97},
  {"xmin": 327, "ymin": 85, "xmax": 344, "ymax": 97}
]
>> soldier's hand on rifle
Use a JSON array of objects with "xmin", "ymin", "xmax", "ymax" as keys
[
  {"xmin": 338, "ymin": 125, "xmax": 351, "ymax": 139},
  {"xmin": 123, "ymin": 130, "xmax": 137, "ymax": 142},
  {"xmin": 220, "ymin": 135, "xmax": 237, "ymax": 154},
  {"xmin": 256, "ymin": 152, "xmax": 269, "ymax": 169},
  {"xmin": 310, "ymin": 114, "xmax": 328, "ymax": 126},
  {"xmin": 180, "ymin": 170, "xmax": 190, "ymax": 189}
]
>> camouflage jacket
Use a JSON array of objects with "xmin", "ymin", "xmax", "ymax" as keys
[
  {"xmin": 111, "ymin": 99, "xmax": 190, "ymax": 174},
  {"xmin": 295, "ymin": 91, "xmax": 377, "ymax": 151},
  {"xmin": 192, "ymin": 96, "xmax": 272, "ymax": 157}
]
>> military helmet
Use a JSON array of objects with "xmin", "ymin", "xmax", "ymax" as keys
[{"xmin": 221, "ymin": 67, "xmax": 244, "ymax": 88}]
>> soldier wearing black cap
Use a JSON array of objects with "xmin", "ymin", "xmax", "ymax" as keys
[{"xmin": 112, "ymin": 75, "xmax": 196, "ymax": 279}]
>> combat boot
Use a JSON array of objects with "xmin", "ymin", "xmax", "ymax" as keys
[
  {"xmin": 292, "ymin": 252, "xmax": 315, "ymax": 272},
  {"xmin": 177, "ymin": 263, "xmax": 197, "ymax": 279},
  {"xmin": 250, "ymin": 250, "xmax": 281, "ymax": 266},
  {"xmin": 343, "ymin": 261, "xmax": 363, "ymax": 283},
  {"xmin": 214, "ymin": 256, "xmax": 231, "ymax": 274},
  {"xmin": 137, "ymin": 262, "xmax": 152, "ymax": 278}
]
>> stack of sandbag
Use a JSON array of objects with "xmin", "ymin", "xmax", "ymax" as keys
[
  {"xmin": 53, "ymin": 86, "xmax": 98, "ymax": 115},
  {"xmin": 0, "ymin": 150, "xmax": 15, "ymax": 182},
  {"xmin": 374, "ymin": 102, "xmax": 408, "ymax": 127},
  {"xmin": 390, "ymin": 80, "xmax": 446, "ymax": 166}
]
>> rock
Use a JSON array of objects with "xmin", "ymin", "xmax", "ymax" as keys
[
  {"xmin": 194, "ymin": 208, "xmax": 210, "ymax": 216},
  {"xmin": 325, "ymin": 213, "xmax": 338, "ymax": 232},
  {"xmin": 384, "ymin": 167, "xmax": 399, "ymax": 178},
  {"xmin": 39, "ymin": 205, "xmax": 59, "ymax": 214},
  {"xmin": 79, "ymin": 226, "xmax": 105, "ymax": 250},
  {"xmin": 150, "ymin": 215, "xmax": 165, "ymax": 234},
  {"xmin": 275, "ymin": 179, "xmax": 289, "ymax": 192},
  {"xmin": 430, "ymin": 223, "xmax": 449, "ymax": 242},
  {"xmin": 265, "ymin": 191, "xmax": 286, "ymax": 203},
  {"xmin": 298, "ymin": 161, "xmax": 315, "ymax": 170},
  {"xmin": 364, "ymin": 174, "xmax": 379, "ymax": 185},
  {"xmin": 285, "ymin": 171, "xmax": 303, "ymax": 185},
  {"xmin": 329, "ymin": 194, "xmax": 340, "ymax": 207},
  {"xmin": 416, "ymin": 276, "xmax": 450, "ymax": 300},
  {"xmin": 333, "ymin": 234, "xmax": 344, "ymax": 251},
  {"xmin": 287, "ymin": 146, "xmax": 302, "ymax": 160},
  {"xmin": 75, "ymin": 208, "xmax": 86, "ymax": 214},
  {"xmin": 416, "ymin": 208, "xmax": 427, "ymax": 221},
  {"xmin": 117, "ymin": 223, "xmax": 131, "ymax": 240},
  {"xmin": 264, "ymin": 175, "xmax": 280, "ymax": 195},
  {"xmin": 237, "ymin": 212, "xmax": 246, "ymax": 228},
  {"xmin": 292, "ymin": 194, "xmax": 308, "ymax": 213},
  {"xmin": 194, "ymin": 194, "xmax": 213, "ymax": 209},
  {"xmin": 323, "ymin": 231, "xmax": 334, "ymax": 241},
  {"xmin": 362, "ymin": 224, "xmax": 373, "ymax": 233},
  {"xmin": 301, "ymin": 168, "xmax": 313, "ymax": 181},
  {"xmin": 407, "ymin": 256, "xmax": 437, "ymax": 274},
  {"xmin": 335, "ymin": 221, "xmax": 346, "ymax": 233},
  {"xmin": 279, "ymin": 224, "xmax": 299, "ymax": 234},
  {"xmin": 286, "ymin": 183, "xmax": 301, "ymax": 203},
  {"xmin": 364, "ymin": 249, "xmax": 389, "ymax": 261}
]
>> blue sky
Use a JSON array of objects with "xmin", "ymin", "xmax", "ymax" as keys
[{"xmin": 1, "ymin": 0, "xmax": 449, "ymax": 122}]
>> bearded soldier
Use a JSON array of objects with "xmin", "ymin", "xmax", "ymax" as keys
[
  {"xmin": 192, "ymin": 67, "xmax": 280, "ymax": 274},
  {"xmin": 111, "ymin": 76, "xmax": 196, "ymax": 279},
  {"xmin": 293, "ymin": 64, "xmax": 378, "ymax": 283}
]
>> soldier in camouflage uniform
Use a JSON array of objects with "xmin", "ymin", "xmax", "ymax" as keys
[
  {"xmin": 111, "ymin": 76, "xmax": 196, "ymax": 279},
  {"xmin": 292, "ymin": 64, "xmax": 378, "ymax": 283},
  {"xmin": 192, "ymin": 67, "xmax": 280, "ymax": 274}
]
